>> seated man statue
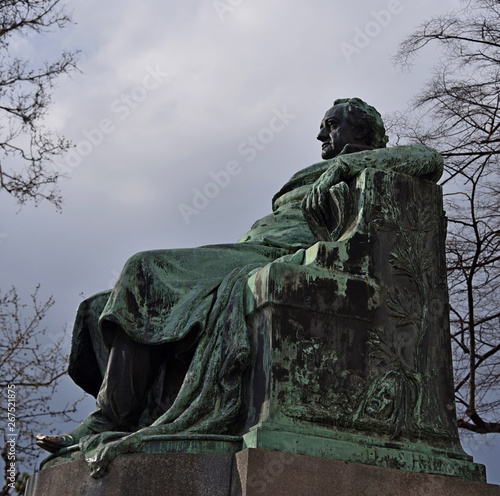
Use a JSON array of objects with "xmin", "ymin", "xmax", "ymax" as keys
[{"xmin": 36, "ymin": 98, "xmax": 443, "ymax": 476}]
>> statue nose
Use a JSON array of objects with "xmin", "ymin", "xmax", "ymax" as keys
[{"xmin": 317, "ymin": 128, "xmax": 329, "ymax": 141}]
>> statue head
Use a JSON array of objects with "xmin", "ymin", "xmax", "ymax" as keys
[{"xmin": 318, "ymin": 97, "xmax": 389, "ymax": 159}]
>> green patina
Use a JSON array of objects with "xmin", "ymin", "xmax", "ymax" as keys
[
  {"xmin": 243, "ymin": 166, "xmax": 485, "ymax": 482},
  {"xmin": 38, "ymin": 100, "xmax": 486, "ymax": 482}
]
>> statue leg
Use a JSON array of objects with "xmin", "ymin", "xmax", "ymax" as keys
[
  {"xmin": 36, "ymin": 326, "xmax": 166, "ymax": 453},
  {"xmin": 96, "ymin": 326, "xmax": 165, "ymax": 430}
]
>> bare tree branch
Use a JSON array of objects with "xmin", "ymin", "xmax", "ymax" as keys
[
  {"xmin": 390, "ymin": 0, "xmax": 500, "ymax": 434},
  {"xmin": 0, "ymin": 0, "xmax": 79, "ymax": 210},
  {"xmin": 0, "ymin": 286, "xmax": 85, "ymax": 495}
]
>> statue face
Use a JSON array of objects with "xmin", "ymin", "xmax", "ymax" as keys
[
  {"xmin": 317, "ymin": 105, "xmax": 366, "ymax": 159},
  {"xmin": 365, "ymin": 381, "xmax": 395, "ymax": 420}
]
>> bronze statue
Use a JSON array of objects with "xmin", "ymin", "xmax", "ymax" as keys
[{"xmin": 36, "ymin": 98, "xmax": 449, "ymax": 479}]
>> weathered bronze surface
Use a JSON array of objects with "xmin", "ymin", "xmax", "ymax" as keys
[
  {"xmin": 35, "ymin": 98, "xmax": 486, "ymax": 481},
  {"xmin": 244, "ymin": 168, "xmax": 483, "ymax": 480}
]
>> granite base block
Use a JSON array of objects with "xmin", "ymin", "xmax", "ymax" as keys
[
  {"xmin": 26, "ymin": 449, "xmax": 500, "ymax": 496},
  {"xmin": 234, "ymin": 449, "xmax": 500, "ymax": 496},
  {"xmin": 25, "ymin": 452, "xmax": 238, "ymax": 496}
]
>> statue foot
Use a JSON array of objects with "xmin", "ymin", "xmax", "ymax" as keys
[
  {"xmin": 36, "ymin": 408, "xmax": 121, "ymax": 453},
  {"xmin": 35, "ymin": 433, "xmax": 80, "ymax": 453},
  {"xmin": 36, "ymin": 421, "xmax": 99, "ymax": 453}
]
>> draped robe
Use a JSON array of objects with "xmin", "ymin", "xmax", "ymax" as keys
[{"xmin": 67, "ymin": 144, "xmax": 443, "ymax": 452}]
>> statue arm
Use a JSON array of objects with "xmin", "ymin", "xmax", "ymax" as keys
[{"xmin": 301, "ymin": 144, "xmax": 443, "ymax": 241}]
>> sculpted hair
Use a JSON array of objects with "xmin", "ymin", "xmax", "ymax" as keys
[{"xmin": 333, "ymin": 97, "xmax": 389, "ymax": 149}]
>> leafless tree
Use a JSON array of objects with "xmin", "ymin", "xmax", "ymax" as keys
[
  {"xmin": 0, "ymin": 0, "xmax": 78, "ymax": 209},
  {"xmin": 0, "ymin": 286, "xmax": 83, "ymax": 496},
  {"xmin": 390, "ymin": 0, "xmax": 500, "ymax": 434}
]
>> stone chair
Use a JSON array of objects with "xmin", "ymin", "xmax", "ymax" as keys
[{"xmin": 242, "ymin": 167, "xmax": 485, "ymax": 481}]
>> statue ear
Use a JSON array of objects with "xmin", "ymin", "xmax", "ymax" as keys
[{"xmin": 353, "ymin": 126, "xmax": 369, "ymax": 142}]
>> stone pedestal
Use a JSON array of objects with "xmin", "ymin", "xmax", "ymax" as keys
[
  {"xmin": 26, "ymin": 449, "xmax": 499, "ymax": 496},
  {"xmin": 26, "ymin": 170, "xmax": 495, "ymax": 494},
  {"xmin": 243, "ymin": 170, "xmax": 483, "ymax": 480},
  {"xmin": 234, "ymin": 449, "xmax": 500, "ymax": 495},
  {"xmin": 25, "ymin": 452, "xmax": 237, "ymax": 496}
]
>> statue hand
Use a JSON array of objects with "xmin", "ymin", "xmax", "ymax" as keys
[{"xmin": 301, "ymin": 161, "xmax": 352, "ymax": 240}]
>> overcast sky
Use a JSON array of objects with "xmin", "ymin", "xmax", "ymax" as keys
[{"xmin": 2, "ymin": 0, "xmax": 499, "ymax": 483}]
